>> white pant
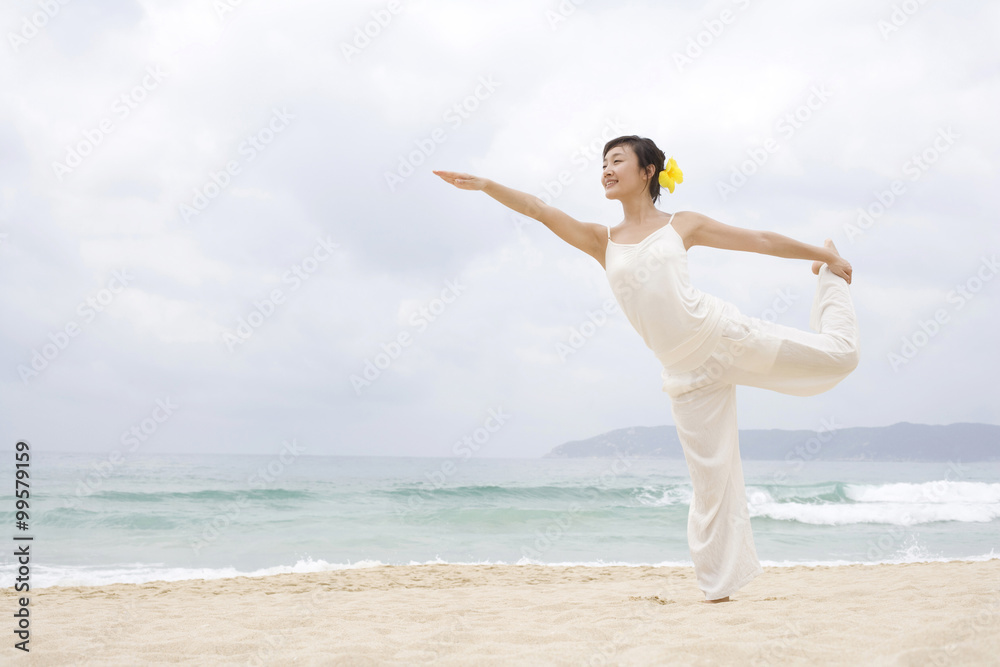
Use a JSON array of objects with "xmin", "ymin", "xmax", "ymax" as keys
[{"xmin": 661, "ymin": 264, "xmax": 860, "ymax": 600}]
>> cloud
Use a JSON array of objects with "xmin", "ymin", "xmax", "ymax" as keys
[{"xmin": 1, "ymin": 0, "xmax": 997, "ymax": 456}]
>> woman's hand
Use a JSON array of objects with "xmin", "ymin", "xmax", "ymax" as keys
[
  {"xmin": 828, "ymin": 256, "xmax": 852, "ymax": 284},
  {"xmin": 433, "ymin": 170, "xmax": 488, "ymax": 191}
]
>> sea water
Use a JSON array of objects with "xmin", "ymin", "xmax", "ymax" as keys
[{"xmin": 2, "ymin": 451, "xmax": 997, "ymax": 588}]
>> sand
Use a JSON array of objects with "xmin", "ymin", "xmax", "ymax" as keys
[{"xmin": 4, "ymin": 559, "xmax": 1000, "ymax": 666}]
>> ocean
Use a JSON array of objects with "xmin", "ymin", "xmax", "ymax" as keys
[{"xmin": 3, "ymin": 451, "xmax": 998, "ymax": 589}]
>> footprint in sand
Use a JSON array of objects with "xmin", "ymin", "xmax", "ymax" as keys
[{"xmin": 628, "ymin": 595, "xmax": 674, "ymax": 605}]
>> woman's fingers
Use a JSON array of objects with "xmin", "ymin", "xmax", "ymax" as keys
[
  {"xmin": 433, "ymin": 170, "xmax": 482, "ymax": 190},
  {"xmin": 828, "ymin": 258, "xmax": 852, "ymax": 284},
  {"xmin": 434, "ymin": 170, "xmax": 466, "ymax": 179},
  {"xmin": 433, "ymin": 170, "xmax": 467, "ymax": 186}
]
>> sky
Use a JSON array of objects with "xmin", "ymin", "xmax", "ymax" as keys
[{"xmin": 1, "ymin": 0, "xmax": 998, "ymax": 458}]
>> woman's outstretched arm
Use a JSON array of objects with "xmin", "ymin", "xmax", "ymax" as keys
[
  {"xmin": 433, "ymin": 170, "xmax": 606, "ymax": 265},
  {"xmin": 685, "ymin": 211, "xmax": 851, "ymax": 281}
]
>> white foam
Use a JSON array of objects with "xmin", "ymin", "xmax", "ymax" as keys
[
  {"xmin": 748, "ymin": 480, "xmax": 1000, "ymax": 525},
  {"xmin": 633, "ymin": 485, "xmax": 692, "ymax": 507},
  {"xmin": 751, "ymin": 500, "xmax": 1000, "ymax": 525},
  {"xmin": 1, "ymin": 557, "xmax": 389, "ymax": 589},
  {"xmin": 845, "ymin": 480, "xmax": 1000, "ymax": 504},
  {"xmin": 7, "ymin": 551, "xmax": 998, "ymax": 589}
]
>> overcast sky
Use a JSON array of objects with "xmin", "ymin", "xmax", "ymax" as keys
[{"xmin": 1, "ymin": 0, "xmax": 997, "ymax": 458}]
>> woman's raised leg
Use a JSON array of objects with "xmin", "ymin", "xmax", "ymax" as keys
[{"xmin": 712, "ymin": 258, "xmax": 860, "ymax": 397}]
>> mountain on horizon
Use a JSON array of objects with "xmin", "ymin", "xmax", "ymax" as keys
[{"xmin": 542, "ymin": 421, "xmax": 1000, "ymax": 461}]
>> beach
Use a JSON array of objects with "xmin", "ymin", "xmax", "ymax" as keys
[
  {"xmin": 6, "ymin": 558, "xmax": 999, "ymax": 666},
  {"xmin": 7, "ymin": 454, "xmax": 999, "ymax": 664}
]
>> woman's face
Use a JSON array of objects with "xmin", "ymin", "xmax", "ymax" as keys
[{"xmin": 601, "ymin": 145, "xmax": 651, "ymax": 201}]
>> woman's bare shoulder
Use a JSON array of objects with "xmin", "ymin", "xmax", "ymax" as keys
[
  {"xmin": 670, "ymin": 210, "xmax": 699, "ymax": 247},
  {"xmin": 670, "ymin": 210, "xmax": 700, "ymax": 229}
]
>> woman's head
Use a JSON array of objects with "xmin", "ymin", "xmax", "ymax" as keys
[{"xmin": 601, "ymin": 135, "xmax": 667, "ymax": 204}]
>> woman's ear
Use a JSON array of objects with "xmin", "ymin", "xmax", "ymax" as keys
[{"xmin": 644, "ymin": 163, "xmax": 657, "ymax": 184}]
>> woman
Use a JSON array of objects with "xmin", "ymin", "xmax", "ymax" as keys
[{"xmin": 433, "ymin": 135, "xmax": 860, "ymax": 603}]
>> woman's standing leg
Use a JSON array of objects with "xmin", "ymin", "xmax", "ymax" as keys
[
  {"xmin": 664, "ymin": 377, "xmax": 764, "ymax": 601},
  {"xmin": 658, "ymin": 254, "xmax": 860, "ymax": 601}
]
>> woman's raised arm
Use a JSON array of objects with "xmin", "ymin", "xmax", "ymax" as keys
[
  {"xmin": 687, "ymin": 211, "xmax": 851, "ymax": 282},
  {"xmin": 433, "ymin": 170, "xmax": 606, "ymax": 265}
]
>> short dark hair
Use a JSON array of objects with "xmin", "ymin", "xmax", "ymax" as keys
[{"xmin": 602, "ymin": 135, "xmax": 666, "ymax": 204}]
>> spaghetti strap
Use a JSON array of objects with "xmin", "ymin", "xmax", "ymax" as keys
[
  {"xmin": 668, "ymin": 212, "xmax": 676, "ymax": 225},
  {"xmin": 607, "ymin": 225, "xmax": 611, "ymax": 240}
]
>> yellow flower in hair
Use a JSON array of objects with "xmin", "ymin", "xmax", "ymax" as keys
[{"xmin": 658, "ymin": 157, "xmax": 683, "ymax": 194}]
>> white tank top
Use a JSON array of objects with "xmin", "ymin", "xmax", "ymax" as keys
[{"xmin": 606, "ymin": 212, "xmax": 726, "ymax": 373}]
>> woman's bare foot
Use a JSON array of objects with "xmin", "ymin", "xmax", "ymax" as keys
[
  {"xmin": 702, "ymin": 596, "xmax": 730, "ymax": 604},
  {"xmin": 812, "ymin": 238, "xmax": 839, "ymax": 274}
]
